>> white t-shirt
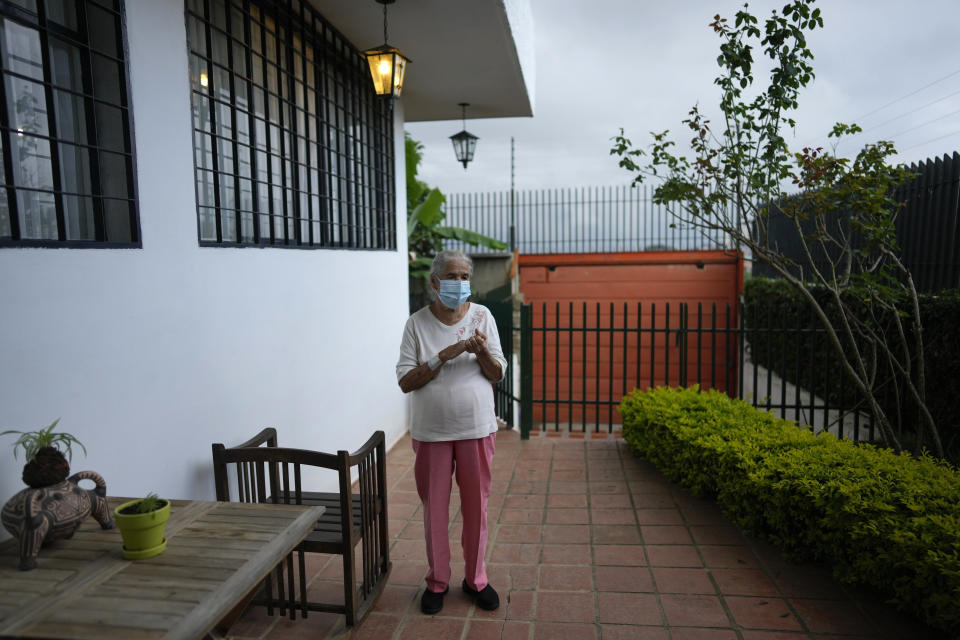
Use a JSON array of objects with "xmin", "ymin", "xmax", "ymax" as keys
[{"xmin": 396, "ymin": 303, "xmax": 508, "ymax": 442}]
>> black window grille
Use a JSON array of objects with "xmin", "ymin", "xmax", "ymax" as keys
[
  {"xmin": 0, "ymin": 0, "xmax": 139, "ymax": 247},
  {"xmin": 186, "ymin": 0, "xmax": 396, "ymax": 249}
]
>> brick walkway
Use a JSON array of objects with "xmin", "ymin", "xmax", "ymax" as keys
[{"xmin": 226, "ymin": 429, "xmax": 945, "ymax": 639}]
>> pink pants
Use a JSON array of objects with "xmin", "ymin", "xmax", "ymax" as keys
[{"xmin": 412, "ymin": 433, "xmax": 496, "ymax": 594}]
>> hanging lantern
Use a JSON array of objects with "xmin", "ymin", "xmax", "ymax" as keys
[
  {"xmin": 450, "ymin": 103, "xmax": 479, "ymax": 169},
  {"xmin": 364, "ymin": 0, "xmax": 410, "ymax": 98}
]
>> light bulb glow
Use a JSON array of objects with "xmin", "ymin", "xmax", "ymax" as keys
[
  {"xmin": 364, "ymin": 46, "xmax": 408, "ymax": 97},
  {"xmin": 200, "ymin": 72, "xmax": 208, "ymax": 87},
  {"xmin": 17, "ymin": 128, "xmax": 24, "ymax": 137}
]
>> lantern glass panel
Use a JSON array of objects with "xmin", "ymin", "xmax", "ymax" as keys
[
  {"xmin": 364, "ymin": 47, "xmax": 407, "ymax": 98},
  {"xmin": 450, "ymin": 130, "xmax": 479, "ymax": 168}
]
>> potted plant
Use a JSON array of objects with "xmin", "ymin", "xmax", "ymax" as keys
[
  {"xmin": 114, "ymin": 492, "xmax": 170, "ymax": 560},
  {"xmin": 1, "ymin": 419, "xmax": 114, "ymax": 570},
  {"xmin": 2, "ymin": 418, "xmax": 86, "ymax": 487}
]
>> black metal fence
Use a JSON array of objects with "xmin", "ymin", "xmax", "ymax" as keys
[
  {"xmin": 487, "ymin": 297, "xmax": 516, "ymax": 428},
  {"xmin": 516, "ymin": 300, "xmax": 877, "ymax": 444},
  {"xmin": 894, "ymin": 152, "xmax": 960, "ymax": 292},
  {"xmin": 443, "ymin": 185, "xmax": 735, "ymax": 255},
  {"xmin": 518, "ymin": 301, "xmax": 739, "ymax": 435},
  {"xmin": 754, "ymin": 151, "xmax": 960, "ymax": 293}
]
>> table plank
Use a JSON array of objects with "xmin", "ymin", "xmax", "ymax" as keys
[
  {"xmin": 53, "ymin": 596, "xmax": 195, "ymax": 617},
  {"xmin": 164, "ymin": 534, "xmax": 269, "ymax": 551},
  {"xmin": 32, "ymin": 608, "xmax": 182, "ymax": 631},
  {"xmin": 164, "ymin": 503, "xmax": 322, "ymax": 640},
  {"xmin": 0, "ymin": 500, "xmax": 323, "ymax": 640},
  {"xmin": 21, "ymin": 621, "xmax": 166, "ymax": 640},
  {"xmin": 118, "ymin": 563, "xmax": 238, "ymax": 581},
  {"xmin": 159, "ymin": 544, "xmax": 258, "ymax": 560},
  {"xmin": 87, "ymin": 581, "xmax": 216, "ymax": 603},
  {"xmin": 176, "ymin": 527, "xmax": 284, "ymax": 542}
]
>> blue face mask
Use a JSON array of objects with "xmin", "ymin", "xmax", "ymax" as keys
[{"xmin": 438, "ymin": 279, "xmax": 471, "ymax": 309}]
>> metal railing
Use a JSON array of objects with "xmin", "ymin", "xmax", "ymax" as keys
[
  {"xmin": 444, "ymin": 153, "xmax": 960, "ymax": 289},
  {"xmin": 443, "ymin": 185, "xmax": 735, "ymax": 255},
  {"xmin": 518, "ymin": 300, "xmax": 877, "ymax": 443},
  {"xmin": 487, "ymin": 297, "xmax": 517, "ymax": 428}
]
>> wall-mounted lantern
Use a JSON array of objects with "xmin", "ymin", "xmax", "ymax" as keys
[
  {"xmin": 450, "ymin": 103, "xmax": 478, "ymax": 169},
  {"xmin": 363, "ymin": 0, "xmax": 409, "ymax": 98}
]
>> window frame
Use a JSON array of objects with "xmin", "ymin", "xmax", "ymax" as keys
[
  {"xmin": 0, "ymin": 0, "xmax": 142, "ymax": 249},
  {"xmin": 185, "ymin": 0, "xmax": 396, "ymax": 251}
]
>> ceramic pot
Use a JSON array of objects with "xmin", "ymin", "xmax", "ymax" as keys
[
  {"xmin": 114, "ymin": 499, "xmax": 170, "ymax": 560},
  {"xmin": 1, "ymin": 470, "xmax": 114, "ymax": 570}
]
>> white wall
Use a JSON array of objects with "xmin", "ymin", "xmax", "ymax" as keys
[{"xmin": 0, "ymin": 0, "xmax": 410, "ymax": 534}]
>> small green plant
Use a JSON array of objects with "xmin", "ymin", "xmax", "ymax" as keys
[
  {"xmin": 1, "ymin": 418, "xmax": 86, "ymax": 462},
  {"xmin": 135, "ymin": 492, "xmax": 163, "ymax": 514}
]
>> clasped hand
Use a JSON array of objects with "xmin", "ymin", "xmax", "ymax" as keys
[
  {"xmin": 438, "ymin": 329, "xmax": 488, "ymax": 362},
  {"xmin": 464, "ymin": 329, "xmax": 488, "ymax": 354}
]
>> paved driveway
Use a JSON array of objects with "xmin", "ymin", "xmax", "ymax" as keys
[{"xmin": 227, "ymin": 429, "xmax": 946, "ymax": 640}]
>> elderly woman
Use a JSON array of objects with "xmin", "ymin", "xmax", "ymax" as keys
[{"xmin": 396, "ymin": 250, "xmax": 507, "ymax": 615}]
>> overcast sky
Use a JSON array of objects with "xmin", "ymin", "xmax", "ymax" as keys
[{"xmin": 405, "ymin": 0, "xmax": 960, "ymax": 197}]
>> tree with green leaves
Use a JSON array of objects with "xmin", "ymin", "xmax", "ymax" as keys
[
  {"xmin": 405, "ymin": 134, "xmax": 507, "ymax": 290},
  {"xmin": 611, "ymin": 1, "xmax": 940, "ymax": 456}
]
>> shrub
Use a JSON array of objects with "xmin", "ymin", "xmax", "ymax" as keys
[{"xmin": 620, "ymin": 386, "xmax": 960, "ymax": 632}]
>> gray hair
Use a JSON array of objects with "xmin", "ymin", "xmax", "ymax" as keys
[{"xmin": 430, "ymin": 250, "xmax": 473, "ymax": 285}]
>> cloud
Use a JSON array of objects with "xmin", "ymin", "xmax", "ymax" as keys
[{"xmin": 407, "ymin": 0, "xmax": 960, "ymax": 194}]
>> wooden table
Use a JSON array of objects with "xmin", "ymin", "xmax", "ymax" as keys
[{"xmin": 0, "ymin": 498, "xmax": 324, "ymax": 639}]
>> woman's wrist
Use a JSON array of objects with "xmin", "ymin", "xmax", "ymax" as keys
[{"xmin": 427, "ymin": 354, "xmax": 443, "ymax": 370}]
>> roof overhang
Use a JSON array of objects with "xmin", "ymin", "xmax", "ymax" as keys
[{"xmin": 310, "ymin": 0, "xmax": 535, "ymax": 122}]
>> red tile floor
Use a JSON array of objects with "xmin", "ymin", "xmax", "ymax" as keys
[{"xmin": 226, "ymin": 429, "xmax": 947, "ymax": 640}]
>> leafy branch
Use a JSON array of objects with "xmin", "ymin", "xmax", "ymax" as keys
[{"xmin": 611, "ymin": 0, "xmax": 939, "ymax": 456}]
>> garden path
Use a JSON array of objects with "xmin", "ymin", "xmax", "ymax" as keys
[{"xmin": 226, "ymin": 429, "xmax": 943, "ymax": 640}]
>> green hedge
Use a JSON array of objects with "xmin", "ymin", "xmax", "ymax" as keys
[
  {"xmin": 743, "ymin": 277, "xmax": 960, "ymax": 463},
  {"xmin": 620, "ymin": 386, "xmax": 960, "ymax": 632}
]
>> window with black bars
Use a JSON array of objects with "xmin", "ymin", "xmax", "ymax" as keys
[
  {"xmin": 186, "ymin": 0, "xmax": 395, "ymax": 249},
  {"xmin": 0, "ymin": 0, "xmax": 138, "ymax": 247}
]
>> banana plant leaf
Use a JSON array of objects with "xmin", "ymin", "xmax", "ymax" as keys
[
  {"xmin": 434, "ymin": 226, "xmax": 509, "ymax": 250},
  {"xmin": 408, "ymin": 188, "xmax": 445, "ymax": 239},
  {"xmin": 408, "ymin": 187, "xmax": 508, "ymax": 250},
  {"xmin": 409, "ymin": 255, "xmax": 433, "ymax": 279}
]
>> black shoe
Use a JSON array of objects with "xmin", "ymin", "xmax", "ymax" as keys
[
  {"xmin": 462, "ymin": 579, "xmax": 500, "ymax": 611},
  {"xmin": 420, "ymin": 586, "xmax": 448, "ymax": 614}
]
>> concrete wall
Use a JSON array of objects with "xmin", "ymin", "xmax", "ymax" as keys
[
  {"xmin": 471, "ymin": 253, "xmax": 515, "ymax": 299},
  {"xmin": 0, "ymin": 0, "xmax": 410, "ymax": 537}
]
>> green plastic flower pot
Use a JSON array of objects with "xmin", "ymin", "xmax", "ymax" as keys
[{"xmin": 114, "ymin": 498, "xmax": 170, "ymax": 560}]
